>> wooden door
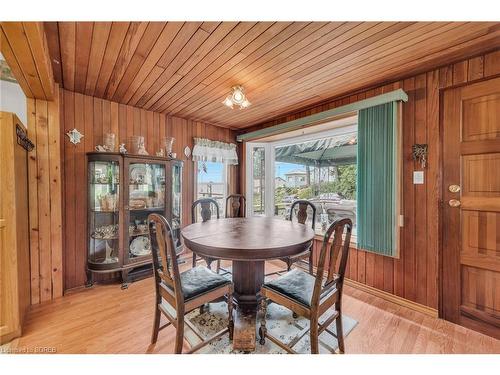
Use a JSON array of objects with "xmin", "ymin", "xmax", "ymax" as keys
[
  {"xmin": 0, "ymin": 112, "xmax": 30, "ymax": 344},
  {"xmin": 442, "ymin": 77, "xmax": 500, "ymax": 339}
]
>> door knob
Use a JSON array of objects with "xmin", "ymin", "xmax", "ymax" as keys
[
  {"xmin": 448, "ymin": 184, "xmax": 461, "ymax": 193},
  {"xmin": 448, "ymin": 199, "xmax": 461, "ymax": 207}
]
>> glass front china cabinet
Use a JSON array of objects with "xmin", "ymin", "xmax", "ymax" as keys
[{"xmin": 87, "ymin": 153, "xmax": 183, "ymax": 287}]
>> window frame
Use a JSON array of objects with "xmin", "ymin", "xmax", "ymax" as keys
[
  {"xmin": 194, "ymin": 160, "xmax": 229, "ymax": 216},
  {"xmin": 245, "ymin": 124, "xmax": 358, "ymax": 219}
]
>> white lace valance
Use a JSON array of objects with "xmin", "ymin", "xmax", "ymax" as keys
[{"xmin": 192, "ymin": 138, "xmax": 238, "ymax": 165}]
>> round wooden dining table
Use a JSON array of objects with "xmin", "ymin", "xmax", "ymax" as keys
[{"xmin": 181, "ymin": 216, "xmax": 315, "ymax": 351}]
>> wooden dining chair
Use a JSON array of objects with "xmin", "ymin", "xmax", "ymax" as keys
[
  {"xmin": 282, "ymin": 200, "xmax": 316, "ymax": 274},
  {"xmin": 259, "ymin": 218, "xmax": 352, "ymax": 354},
  {"xmin": 148, "ymin": 213, "xmax": 234, "ymax": 353},
  {"xmin": 225, "ymin": 194, "xmax": 246, "ymax": 218},
  {"xmin": 191, "ymin": 198, "xmax": 220, "ymax": 270}
]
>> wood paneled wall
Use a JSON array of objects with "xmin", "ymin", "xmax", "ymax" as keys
[
  {"xmin": 241, "ymin": 49, "xmax": 500, "ymax": 310},
  {"xmin": 27, "ymin": 85, "xmax": 63, "ymax": 304},
  {"xmin": 60, "ymin": 89, "xmax": 239, "ymax": 290},
  {"xmin": 0, "ymin": 22, "xmax": 55, "ymax": 100}
]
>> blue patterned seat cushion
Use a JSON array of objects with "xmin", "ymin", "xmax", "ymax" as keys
[
  {"xmin": 166, "ymin": 266, "xmax": 230, "ymax": 301},
  {"xmin": 263, "ymin": 269, "xmax": 316, "ymax": 307}
]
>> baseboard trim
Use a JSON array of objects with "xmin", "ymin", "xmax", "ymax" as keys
[{"xmin": 344, "ymin": 279, "xmax": 439, "ymax": 318}]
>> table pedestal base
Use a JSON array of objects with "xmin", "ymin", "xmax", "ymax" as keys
[{"xmin": 231, "ymin": 260, "xmax": 264, "ymax": 351}]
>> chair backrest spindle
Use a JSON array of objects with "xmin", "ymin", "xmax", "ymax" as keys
[
  {"xmin": 225, "ymin": 194, "xmax": 246, "ymax": 218},
  {"xmin": 289, "ymin": 200, "xmax": 316, "ymax": 230},
  {"xmin": 192, "ymin": 198, "xmax": 220, "ymax": 223}
]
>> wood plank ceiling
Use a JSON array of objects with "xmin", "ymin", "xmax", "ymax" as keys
[{"xmin": 44, "ymin": 22, "xmax": 500, "ymax": 129}]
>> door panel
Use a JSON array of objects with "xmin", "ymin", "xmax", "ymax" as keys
[
  {"xmin": 442, "ymin": 76, "xmax": 500, "ymax": 339},
  {"xmin": 461, "ymin": 211, "xmax": 500, "ymax": 273},
  {"xmin": 462, "ymin": 93, "xmax": 500, "ymax": 141},
  {"xmin": 461, "ymin": 266, "xmax": 499, "ymax": 315},
  {"xmin": 462, "ymin": 154, "xmax": 500, "ymax": 196}
]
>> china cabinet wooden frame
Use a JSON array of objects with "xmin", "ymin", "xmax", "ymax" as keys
[{"xmin": 86, "ymin": 152, "xmax": 183, "ymax": 287}]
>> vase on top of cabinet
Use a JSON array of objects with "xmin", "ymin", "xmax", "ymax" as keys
[{"xmin": 87, "ymin": 152, "xmax": 183, "ymax": 288}]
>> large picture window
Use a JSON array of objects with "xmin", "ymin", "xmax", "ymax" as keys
[
  {"xmin": 246, "ymin": 104, "xmax": 401, "ymax": 257},
  {"xmin": 246, "ymin": 119, "xmax": 358, "ymax": 236}
]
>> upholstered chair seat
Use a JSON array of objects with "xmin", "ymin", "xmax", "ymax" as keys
[
  {"xmin": 263, "ymin": 269, "xmax": 315, "ymax": 307},
  {"xmin": 166, "ymin": 266, "xmax": 231, "ymax": 301}
]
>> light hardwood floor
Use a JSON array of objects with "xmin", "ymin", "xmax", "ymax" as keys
[{"xmin": 4, "ymin": 259, "xmax": 500, "ymax": 354}]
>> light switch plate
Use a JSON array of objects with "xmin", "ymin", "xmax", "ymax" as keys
[{"xmin": 413, "ymin": 171, "xmax": 424, "ymax": 184}]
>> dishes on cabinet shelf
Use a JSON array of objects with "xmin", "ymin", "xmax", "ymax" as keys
[
  {"xmin": 92, "ymin": 162, "xmax": 119, "ymax": 184},
  {"xmin": 93, "ymin": 224, "xmax": 119, "ymax": 239},
  {"xmin": 130, "ymin": 236, "xmax": 151, "ymax": 257},
  {"xmin": 129, "ymin": 188, "xmax": 165, "ymax": 210},
  {"xmin": 130, "ymin": 165, "xmax": 147, "ymax": 184},
  {"xmin": 130, "ymin": 198, "xmax": 147, "ymax": 209},
  {"xmin": 129, "ymin": 223, "xmax": 149, "ymax": 236},
  {"xmin": 94, "ymin": 173, "xmax": 116, "ymax": 184}
]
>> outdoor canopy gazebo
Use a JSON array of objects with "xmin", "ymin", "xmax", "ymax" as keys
[{"xmin": 274, "ymin": 132, "xmax": 357, "ymax": 192}]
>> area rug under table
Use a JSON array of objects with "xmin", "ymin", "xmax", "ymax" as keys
[{"xmin": 184, "ymin": 302, "xmax": 358, "ymax": 354}]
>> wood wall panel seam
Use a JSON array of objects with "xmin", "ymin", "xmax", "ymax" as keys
[
  {"xmin": 35, "ymin": 99, "xmax": 52, "ymax": 302},
  {"xmin": 47, "ymin": 86, "xmax": 63, "ymax": 298}
]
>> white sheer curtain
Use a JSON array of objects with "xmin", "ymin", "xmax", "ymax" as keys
[{"xmin": 192, "ymin": 138, "xmax": 238, "ymax": 165}]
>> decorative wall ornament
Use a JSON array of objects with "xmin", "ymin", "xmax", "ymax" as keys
[
  {"xmin": 412, "ymin": 144, "xmax": 428, "ymax": 168},
  {"xmin": 184, "ymin": 146, "xmax": 191, "ymax": 158},
  {"xmin": 16, "ymin": 124, "xmax": 35, "ymax": 151},
  {"xmin": 66, "ymin": 128, "xmax": 84, "ymax": 145}
]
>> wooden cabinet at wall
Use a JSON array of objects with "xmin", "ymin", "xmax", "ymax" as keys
[
  {"xmin": 0, "ymin": 112, "xmax": 30, "ymax": 344},
  {"xmin": 87, "ymin": 153, "xmax": 183, "ymax": 288}
]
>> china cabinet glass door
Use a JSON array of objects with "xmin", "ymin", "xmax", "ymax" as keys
[
  {"xmin": 125, "ymin": 160, "xmax": 166, "ymax": 264},
  {"xmin": 171, "ymin": 161, "xmax": 183, "ymax": 253},
  {"xmin": 88, "ymin": 159, "xmax": 121, "ymax": 270}
]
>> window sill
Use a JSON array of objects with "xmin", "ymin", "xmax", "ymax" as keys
[{"xmin": 313, "ymin": 231, "xmax": 358, "ymax": 249}]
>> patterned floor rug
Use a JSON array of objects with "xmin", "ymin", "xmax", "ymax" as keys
[{"xmin": 183, "ymin": 302, "xmax": 358, "ymax": 354}]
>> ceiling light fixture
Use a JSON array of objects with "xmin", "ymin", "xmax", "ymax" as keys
[{"xmin": 222, "ymin": 85, "xmax": 251, "ymax": 109}]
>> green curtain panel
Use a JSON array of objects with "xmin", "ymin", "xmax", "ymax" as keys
[{"xmin": 357, "ymin": 102, "xmax": 397, "ymax": 257}]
